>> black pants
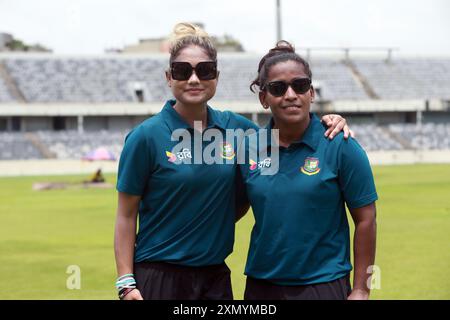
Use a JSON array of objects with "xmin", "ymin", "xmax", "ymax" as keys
[
  {"xmin": 244, "ymin": 274, "xmax": 351, "ymax": 300},
  {"xmin": 134, "ymin": 261, "xmax": 233, "ymax": 300}
]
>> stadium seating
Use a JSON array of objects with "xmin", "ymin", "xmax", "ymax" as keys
[
  {"xmin": 1, "ymin": 56, "xmax": 450, "ymax": 160},
  {"xmin": 353, "ymin": 59, "xmax": 450, "ymax": 99},
  {"xmin": 35, "ymin": 130, "xmax": 126, "ymax": 159},
  {"xmin": 0, "ymin": 77, "xmax": 15, "ymax": 102},
  {"xmin": 1, "ymin": 123, "xmax": 450, "ymax": 160},
  {"xmin": 0, "ymin": 132, "xmax": 42, "ymax": 159},
  {"xmin": 215, "ymin": 57, "xmax": 258, "ymax": 100},
  {"xmin": 351, "ymin": 124, "xmax": 404, "ymax": 151},
  {"xmin": 0, "ymin": 55, "xmax": 375, "ymax": 102},
  {"xmin": 1, "ymin": 56, "xmax": 450, "ymax": 102},
  {"xmin": 3, "ymin": 57, "xmax": 172, "ymax": 103},
  {"xmin": 389, "ymin": 123, "xmax": 450, "ymax": 150},
  {"xmin": 309, "ymin": 59, "xmax": 368, "ymax": 100}
]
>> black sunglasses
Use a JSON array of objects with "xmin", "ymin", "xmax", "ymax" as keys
[
  {"xmin": 170, "ymin": 61, "xmax": 218, "ymax": 81},
  {"xmin": 264, "ymin": 78, "xmax": 312, "ymax": 97}
]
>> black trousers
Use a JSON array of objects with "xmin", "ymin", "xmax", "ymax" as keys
[
  {"xmin": 134, "ymin": 261, "xmax": 233, "ymax": 300},
  {"xmin": 244, "ymin": 274, "xmax": 351, "ymax": 300}
]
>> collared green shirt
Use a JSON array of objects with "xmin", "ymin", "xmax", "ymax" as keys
[
  {"xmin": 117, "ymin": 100, "xmax": 258, "ymax": 266},
  {"xmin": 240, "ymin": 113, "xmax": 378, "ymax": 285}
]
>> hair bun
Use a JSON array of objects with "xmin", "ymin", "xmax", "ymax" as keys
[
  {"xmin": 270, "ymin": 40, "xmax": 295, "ymax": 54},
  {"xmin": 256, "ymin": 40, "xmax": 295, "ymax": 73},
  {"xmin": 251, "ymin": 40, "xmax": 310, "ymax": 93},
  {"xmin": 169, "ymin": 22, "xmax": 209, "ymax": 44}
]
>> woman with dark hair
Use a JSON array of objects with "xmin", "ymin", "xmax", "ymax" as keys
[
  {"xmin": 240, "ymin": 41, "xmax": 377, "ymax": 300},
  {"xmin": 113, "ymin": 24, "xmax": 352, "ymax": 300}
]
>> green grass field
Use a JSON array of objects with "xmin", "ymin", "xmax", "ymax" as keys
[{"xmin": 0, "ymin": 164, "xmax": 449, "ymax": 300}]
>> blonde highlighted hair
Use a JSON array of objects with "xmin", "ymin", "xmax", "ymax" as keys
[{"xmin": 169, "ymin": 22, "xmax": 217, "ymax": 64}]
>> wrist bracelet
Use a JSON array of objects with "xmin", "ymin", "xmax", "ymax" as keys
[
  {"xmin": 119, "ymin": 287, "xmax": 136, "ymax": 300},
  {"xmin": 116, "ymin": 274, "xmax": 137, "ymax": 291}
]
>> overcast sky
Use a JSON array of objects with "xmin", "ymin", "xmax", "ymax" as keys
[{"xmin": 1, "ymin": 0, "xmax": 449, "ymax": 56}]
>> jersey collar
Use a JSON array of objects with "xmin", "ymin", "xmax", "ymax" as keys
[
  {"xmin": 161, "ymin": 100, "xmax": 226, "ymax": 132},
  {"xmin": 265, "ymin": 113, "xmax": 322, "ymax": 152}
]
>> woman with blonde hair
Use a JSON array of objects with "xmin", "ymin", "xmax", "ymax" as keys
[{"xmin": 113, "ymin": 23, "xmax": 351, "ymax": 300}]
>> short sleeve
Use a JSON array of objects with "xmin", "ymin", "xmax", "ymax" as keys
[
  {"xmin": 338, "ymin": 138, "xmax": 378, "ymax": 209},
  {"xmin": 116, "ymin": 126, "xmax": 154, "ymax": 196}
]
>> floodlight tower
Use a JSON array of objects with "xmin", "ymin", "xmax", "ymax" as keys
[{"xmin": 276, "ymin": 0, "xmax": 282, "ymax": 42}]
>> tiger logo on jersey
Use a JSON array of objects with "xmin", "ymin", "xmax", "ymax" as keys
[
  {"xmin": 300, "ymin": 157, "xmax": 321, "ymax": 175},
  {"xmin": 220, "ymin": 142, "xmax": 235, "ymax": 160}
]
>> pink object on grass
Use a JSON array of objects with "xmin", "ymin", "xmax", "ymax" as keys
[{"xmin": 82, "ymin": 147, "xmax": 116, "ymax": 161}]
